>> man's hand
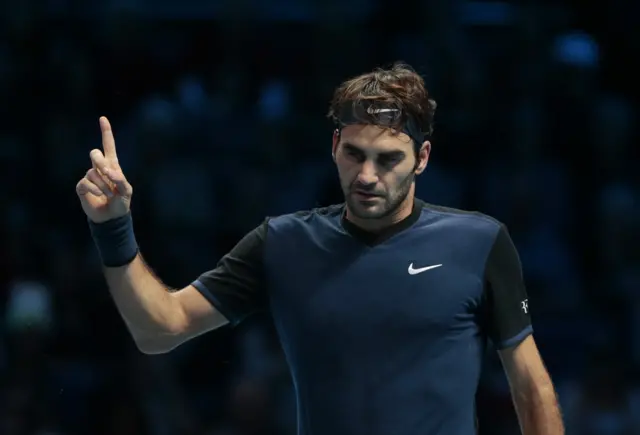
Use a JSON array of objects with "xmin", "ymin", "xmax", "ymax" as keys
[{"xmin": 76, "ymin": 116, "xmax": 133, "ymax": 223}]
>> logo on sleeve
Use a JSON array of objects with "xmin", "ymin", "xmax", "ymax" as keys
[{"xmin": 521, "ymin": 299, "xmax": 529, "ymax": 314}]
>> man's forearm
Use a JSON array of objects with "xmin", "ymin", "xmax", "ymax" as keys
[
  {"xmin": 103, "ymin": 254, "xmax": 188, "ymax": 347},
  {"xmin": 513, "ymin": 382, "xmax": 564, "ymax": 435}
]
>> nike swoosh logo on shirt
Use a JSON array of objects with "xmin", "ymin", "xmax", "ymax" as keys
[{"xmin": 408, "ymin": 263, "xmax": 443, "ymax": 275}]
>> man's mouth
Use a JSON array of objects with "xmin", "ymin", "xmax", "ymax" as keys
[{"xmin": 352, "ymin": 190, "xmax": 381, "ymax": 200}]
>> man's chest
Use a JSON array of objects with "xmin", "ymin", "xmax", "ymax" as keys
[{"xmin": 265, "ymin": 230, "xmax": 488, "ymax": 342}]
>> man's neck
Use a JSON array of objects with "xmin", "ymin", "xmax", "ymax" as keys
[{"xmin": 345, "ymin": 195, "xmax": 415, "ymax": 233}]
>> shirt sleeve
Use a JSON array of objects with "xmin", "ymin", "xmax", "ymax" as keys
[
  {"xmin": 483, "ymin": 224, "xmax": 533, "ymax": 349},
  {"xmin": 191, "ymin": 220, "xmax": 268, "ymax": 327}
]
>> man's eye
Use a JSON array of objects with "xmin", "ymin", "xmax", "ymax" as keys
[
  {"xmin": 347, "ymin": 150, "xmax": 364, "ymax": 160},
  {"xmin": 379, "ymin": 155, "xmax": 401, "ymax": 166}
]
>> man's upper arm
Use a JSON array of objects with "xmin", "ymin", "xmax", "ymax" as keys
[
  {"xmin": 177, "ymin": 220, "xmax": 268, "ymax": 333},
  {"xmin": 483, "ymin": 223, "xmax": 533, "ymax": 349}
]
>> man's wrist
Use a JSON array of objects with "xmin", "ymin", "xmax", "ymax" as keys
[{"xmin": 88, "ymin": 213, "xmax": 139, "ymax": 267}]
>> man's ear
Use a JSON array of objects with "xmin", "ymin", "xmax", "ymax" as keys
[
  {"xmin": 332, "ymin": 129, "xmax": 340, "ymax": 161},
  {"xmin": 414, "ymin": 140, "xmax": 431, "ymax": 175}
]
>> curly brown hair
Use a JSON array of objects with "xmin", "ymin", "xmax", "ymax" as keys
[{"xmin": 327, "ymin": 62, "xmax": 437, "ymax": 138}]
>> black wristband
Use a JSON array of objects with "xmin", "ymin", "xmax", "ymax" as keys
[{"xmin": 88, "ymin": 213, "xmax": 139, "ymax": 267}]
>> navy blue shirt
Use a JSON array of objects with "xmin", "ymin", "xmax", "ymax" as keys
[{"xmin": 193, "ymin": 199, "xmax": 532, "ymax": 435}]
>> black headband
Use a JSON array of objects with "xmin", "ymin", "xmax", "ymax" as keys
[{"xmin": 334, "ymin": 100, "xmax": 427, "ymax": 148}]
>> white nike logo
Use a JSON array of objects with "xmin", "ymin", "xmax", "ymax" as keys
[{"xmin": 408, "ymin": 263, "xmax": 443, "ymax": 275}]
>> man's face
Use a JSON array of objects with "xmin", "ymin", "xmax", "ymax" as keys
[{"xmin": 332, "ymin": 124, "xmax": 429, "ymax": 221}]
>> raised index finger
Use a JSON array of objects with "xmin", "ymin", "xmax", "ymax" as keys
[{"xmin": 99, "ymin": 116, "xmax": 118, "ymax": 160}]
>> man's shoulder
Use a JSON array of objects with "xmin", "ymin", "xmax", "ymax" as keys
[
  {"xmin": 265, "ymin": 203, "xmax": 344, "ymax": 232},
  {"xmin": 418, "ymin": 201, "xmax": 504, "ymax": 236}
]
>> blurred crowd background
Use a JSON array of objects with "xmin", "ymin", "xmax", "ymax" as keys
[{"xmin": 1, "ymin": 0, "xmax": 639, "ymax": 434}]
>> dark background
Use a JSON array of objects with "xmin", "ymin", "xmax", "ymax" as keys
[{"xmin": 1, "ymin": 1, "xmax": 639, "ymax": 434}]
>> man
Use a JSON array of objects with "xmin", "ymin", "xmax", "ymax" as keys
[{"xmin": 76, "ymin": 63, "xmax": 564, "ymax": 435}]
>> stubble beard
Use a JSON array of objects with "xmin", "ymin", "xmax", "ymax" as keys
[{"xmin": 345, "ymin": 171, "xmax": 415, "ymax": 220}]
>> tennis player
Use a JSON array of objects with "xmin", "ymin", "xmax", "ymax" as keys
[{"xmin": 77, "ymin": 63, "xmax": 564, "ymax": 435}]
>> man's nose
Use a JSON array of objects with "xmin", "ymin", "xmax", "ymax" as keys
[{"xmin": 356, "ymin": 160, "xmax": 379, "ymax": 186}]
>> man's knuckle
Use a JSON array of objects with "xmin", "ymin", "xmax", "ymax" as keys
[{"xmin": 112, "ymin": 172, "xmax": 126, "ymax": 183}]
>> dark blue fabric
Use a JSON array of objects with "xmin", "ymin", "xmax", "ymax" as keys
[
  {"xmin": 262, "ymin": 206, "xmax": 510, "ymax": 435},
  {"xmin": 88, "ymin": 213, "xmax": 139, "ymax": 267}
]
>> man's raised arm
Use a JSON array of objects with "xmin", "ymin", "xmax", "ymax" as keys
[{"xmin": 77, "ymin": 117, "xmax": 265, "ymax": 354}]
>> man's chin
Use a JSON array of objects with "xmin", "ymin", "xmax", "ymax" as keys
[{"xmin": 347, "ymin": 198, "xmax": 387, "ymax": 220}]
